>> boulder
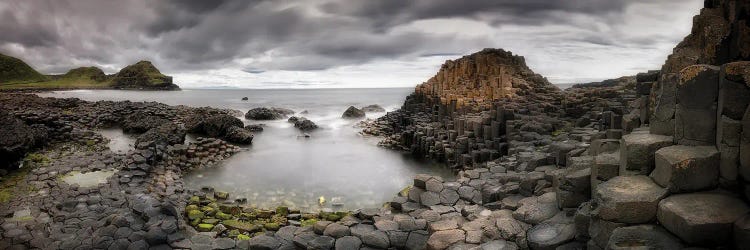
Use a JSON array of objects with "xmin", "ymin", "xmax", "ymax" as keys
[
  {"xmin": 0, "ymin": 111, "xmax": 48, "ymax": 169},
  {"xmin": 246, "ymin": 235, "xmax": 281, "ymax": 250},
  {"xmin": 606, "ymin": 225, "xmax": 683, "ymax": 250},
  {"xmin": 245, "ymin": 124, "xmax": 264, "ymax": 132},
  {"xmin": 245, "ymin": 107, "xmax": 288, "ymax": 120},
  {"xmin": 651, "ymin": 145, "xmax": 719, "ymax": 193},
  {"xmin": 224, "ymin": 126, "xmax": 254, "ymax": 144},
  {"xmin": 619, "ymin": 133, "xmax": 673, "ymax": 175},
  {"xmin": 361, "ymin": 104, "xmax": 386, "ymax": 113},
  {"xmin": 121, "ymin": 112, "xmax": 169, "ymax": 133},
  {"xmin": 201, "ymin": 114, "xmax": 244, "ymax": 137},
  {"xmin": 592, "ymin": 176, "xmax": 668, "ymax": 224},
  {"xmin": 657, "ymin": 192, "xmax": 750, "ymax": 246},
  {"xmin": 335, "ymin": 236, "xmax": 362, "ymax": 250},
  {"xmin": 512, "ymin": 193, "xmax": 559, "ymax": 225},
  {"xmin": 135, "ymin": 122, "xmax": 185, "ymax": 146},
  {"xmin": 288, "ymin": 117, "xmax": 318, "ymax": 131},
  {"xmin": 342, "ymin": 106, "xmax": 366, "ymax": 119}
]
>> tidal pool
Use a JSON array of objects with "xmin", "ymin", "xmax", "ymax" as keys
[
  {"xmin": 61, "ymin": 170, "xmax": 119, "ymax": 187},
  {"xmin": 97, "ymin": 128, "xmax": 137, "ymax": 154}
]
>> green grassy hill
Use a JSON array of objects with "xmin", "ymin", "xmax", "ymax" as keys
[
  {"xmin": 0, "ymin": 53, "xmax": 48, "ymax": 84},
  {"xmin": 0, "ymin": 54, "xmax": 179, "ymax": 90}
]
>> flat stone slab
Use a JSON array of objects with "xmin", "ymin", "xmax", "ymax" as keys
[
  {"xmin": 651, "ymin": 145, "xmax": 719, "ymax": 193},
  {"xmin": 620, "ymin": 133, "xmax": 673, "ymax": 176},
  {"xmin": 657, "ymin": 192, "xmax": 750, "ymax": 246},
  {"xmin": 60, "ymin": 170, "xmax": 118, "ymax": 187},
  {"xmin": 593, "ymin": 176, "xmax": 668, "ymax": 224},
  {"xmin": 606, "ymin": 224, "xmax": 683, "ymax": 250}
]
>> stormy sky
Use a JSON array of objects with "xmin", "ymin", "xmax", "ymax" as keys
[{"xmin": 0, "ymin": 0, "xmax": 704, "ymax": 88}]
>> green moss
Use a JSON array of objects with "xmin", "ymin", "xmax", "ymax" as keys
[
  {"xmin": 215, "ymin": 191, "xmax": 229, "ymax": 200},
  {"xmin": 236, "ymin": 234, "xmax": 251, "ymax": 241},
  {"xmin": 189, "ymin": 196, "xmax": 200, "ymax": 204},
  {"xmin": 24, "ymin": 153, "xmax": 50, "ymax": 166},
  {"xmin": 300, "ymin": 219, "xmax": 318, "ymax": 227},
  {"xmin": 215, "ymin": 212, "xmax": 232, "ymax": 220},
  {"xmin": 0, "ymin": 165, "xmax": 32, "ymax": 203},
  {"xmin": 197, "ymin": 223, "xmax": 214, "ymax": 232},
  {"xmin": 264, "ymin": 222, "xmax": 280, "ymax": 231},
  {"xmin": 202, "ymin": 218, "xmax": 220, "ymax": 225},
  {"xmin": 222, "ymin": 219, "xmax": 262, "ymax": 233},
  {"xmin": 187, "ymin": 209, "xmax": 204, "ymax": 220},
  {"xmin": 275, "ymin": 206, "xmax": 289, "ymax": 216}
]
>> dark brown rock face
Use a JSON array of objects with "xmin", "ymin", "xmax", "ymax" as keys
[
  {"xmin": 0, "ymin": 109, "xmax": 48, "ymax": 169},
  {"xmin": 651, "ymin": 0, "xmax": 750, "ymax": 135}
]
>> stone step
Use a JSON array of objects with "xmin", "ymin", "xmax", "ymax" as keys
[
  {"xmin": 650, "ymin": 145, "xmax": 719, "ymax": 193},
  {"xmin": 657, "ymin": 192, "xmax": 750, "ymax": 246},
  {"xmin": 606, "ymin": 224, "xmax": 683, "ymax": 250},
  {"xmin": 591, "ymin": 153, "xmax": 619, "ymax": 191},
  {"xmin": 592, "ymin": 176, "xmax": 668, "ymax": 224},
  {"xmin": 620, "ymin": 133, "xmax": 674, "ymax": 176}
]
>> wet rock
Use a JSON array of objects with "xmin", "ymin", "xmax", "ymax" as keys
[
  {"xmin": 362, "ymin": 230, "xmax": 390, "ymax": 249},
  {"xmin": 342, "ymin": 106, "xmax": 366, "ymax": 119},
  {"xmin": 224, "ymin": 126, "xmax": 254, "ymax": 144},
  {"xmin": 245, "ymin": 107, "xmax": 287, "ymax": 120},
  {"xmin": 657, "ymin": 192, "xmax": 750, "ymax": 246},
  {"xmin": 122, "ymin": 112, "xmax": 169, "ymax": 133},
  {"xmin": 288, "ymin": 116, "xmax": 318, "ymax": 131},
  {"xmin": 135, "ymin": 122, "xmax": 185, "ymax": 146},
  {"xmin": 593, "ymin": 176, "xmax": 668, "ymax": 224},
  {"xmin": 245, "ymin": 124, "xmax": 264, "ymax": 132},
  {"xmin": 606, "ymin": 224, "xmax": 683, "ymax": 250},
  {"xmin": 361, "ymin": 104, "xmax": 386, "ymax": 113},
  {"xmin": 0, "ymin": 110, "xmax": 48, "ymax": 169},
  {"xmin": 651, "ymin": 145, "xmax": 719, "ymax": 193},
  {"xmin": 308, "ymin": 235, "xmax": 335, "ymax": 250}
]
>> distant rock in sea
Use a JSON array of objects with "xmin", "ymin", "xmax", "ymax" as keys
[
  {"xmin": 342, "ymin": 106, "xmax": 365, "ymax": 119},
  {"xmin": 361, "ymin": 104, "xmax": 385, "ymax": 113},
  {"xmin": 112, "ymin": 61, "xmax": 180, "ymax": 90}
]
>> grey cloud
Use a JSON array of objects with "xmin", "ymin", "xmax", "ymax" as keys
[{"xmin": 0, "ymin": 0, "xmax": 703, "ymax": 85}]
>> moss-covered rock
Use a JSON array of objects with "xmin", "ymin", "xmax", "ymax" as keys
[
  {"xmin": 276, "ymin": 206, "xmax": 289, "ymax": 216},
  {"xmin": 223, "ymin": 219, "xmax": 262, "ymax": 233},
  {"xmin": 264, "ymin": 222, "xmax": 280, "ymax": 231},
  {"xmin": 187, "ymin": 209, "xmax": 205, "ymax": 220},
  {"xmin": 237, "ymin": 234, "xmax": 251, "ymax": 240},
  {"xmin": 202, "ymin": 218, "xmax": 220, "ymax": 225},
  {"xmin": 189, "ymin": 196, "xmax": 200, "ymax": 205},
  {"xmin": 215, "ymin": 191, "xmax": 229, "ymax": 200},
  {"xmin": 216, "ymin": 212, "xmax": 232, "ymax": 220},
  {"xmin": 197, "ymin": 223, "xmax": 214, "ymax": 232}
]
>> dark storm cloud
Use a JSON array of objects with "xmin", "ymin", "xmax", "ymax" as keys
[{"xmin": 0, "ymin": 0, "xmax": 701, "ymax": 82}]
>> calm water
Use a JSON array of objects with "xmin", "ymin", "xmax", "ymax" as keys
[{"xmin": 39, "ymin": 88, "xmax": 453, "ymax": 211}]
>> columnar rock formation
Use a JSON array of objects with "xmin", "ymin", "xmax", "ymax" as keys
[{"xmin": 365, "ymin": 48, "xmax": 564, "ymax": 168}]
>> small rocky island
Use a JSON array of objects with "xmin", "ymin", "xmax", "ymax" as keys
[{"xmin": 0, "ymin": 1, "xmax": 749, "ymax": 250}]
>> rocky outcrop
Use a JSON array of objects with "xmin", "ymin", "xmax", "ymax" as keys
[
  {"xmin": 288, "ymin": 116, "xmax": 318, "ymax": 131},
  {"xmin": 188, "ymin": 113, "xmax": 253, "ymax": 144},
  {"xmin": 111, "ymin": 61, "xmax": 179, "ymax": 90},
  {"xmin": 361, "ymin": 104, "xmax": 386, "ymax": 113},
  {"xmin": 0, "ymin": 110, "xmax": 48, "ymax": 169},
  {"xmin": 60, "ymin": 67, "xmax": 108, "ymax": 82},
  {"xmin": 245, "ymin": 107, "xmax": 293, "ymax": 120},
  {"xmin": 342, "ymin": 106, "xmax": 365, "ymax": 119}
]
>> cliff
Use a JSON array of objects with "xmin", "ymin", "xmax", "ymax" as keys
[
  {"xmin": 415, "ymin": 48, "xmax": 559, "ymax": 110},
  {"xmin": 0, "ymin": 53, "xmax": 48, "ymax": 84}
]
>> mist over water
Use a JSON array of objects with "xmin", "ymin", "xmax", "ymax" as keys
[{"xmin": 39, "ymin": 88, "xmax": 453, "ymax": 211}]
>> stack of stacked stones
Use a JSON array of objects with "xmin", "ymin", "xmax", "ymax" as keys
[
  {"xmin": 167, "ymin": 137, "xmax": 241, "ymax": 171},
  {"xmin": 593, "ymin": 61, "xmax": 750, "ymax": 248},
  {"xmin": 369, "ymin": 48, "xmax": 564, "ymax": 169},
  {"xmin": 622, "ymin": 71, "xmax": 659, "ymax": 132}
]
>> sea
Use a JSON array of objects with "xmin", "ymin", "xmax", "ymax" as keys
[{"xmin": 38, "ymin": 88, "xmax": 453, "ymax": 211}]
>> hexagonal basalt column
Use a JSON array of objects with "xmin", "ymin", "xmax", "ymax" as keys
[
  {"xmin": 592, "ymin": 176, "xmax": 668, "ymax": 224},
  {"xmin": 657, "ymin": 192, "xmax": 750, "ymax": 247},
  {"xmin": 675, "ymin": 65, "xmax": 720, "ymax": 145},
  {"xmin": 619, "ymin": 133, "xmax": 674, "ymax": 176},
  {"xmin": 650, "ymin": 145, "xmax": 719, "ymax": 193}
]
